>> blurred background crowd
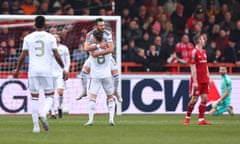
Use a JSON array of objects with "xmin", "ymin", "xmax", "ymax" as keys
[{"xmin": 1, "ymin": 0, "xmax": 240, "ymax": 72}]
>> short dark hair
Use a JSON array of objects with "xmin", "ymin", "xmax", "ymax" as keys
[
  {"xmin": 193, "ymin": 34, "xmax": 201, "ymax": 44},
  {"xmin": 35, "ymin": 15, "xmax": 45, "ymax": 28},
  {"xmin": 95, "ymin": 18, "xmax": 104, "ymax": 25},
  {"xmin": 93, "ymin": 30, "xmax": 103, "ymax": 42}
]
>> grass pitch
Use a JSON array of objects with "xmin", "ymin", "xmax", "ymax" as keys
[{"xmin": 0, "ymin": 114, "xmax": 239, "ymax": 144}]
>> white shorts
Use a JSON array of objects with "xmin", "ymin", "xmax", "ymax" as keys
[
  {"xmin": 89, "ymin": 77, "xmax": 114, "ymax": 96},
  {"xmin": 54, "ymin": 76, "xmax": 66, "ymax": 89},
  {"xmin": 83, "ymin": 57, "xmax": 117, "ymax": 70},
  {"xmin": 28, "ymin": 76, "xmax": 55, "ymax": 94}
]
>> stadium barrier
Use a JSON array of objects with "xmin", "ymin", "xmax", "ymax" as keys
[{"xmin": 122, "ymin": 62, "xmax": 237, "ymax": 74}]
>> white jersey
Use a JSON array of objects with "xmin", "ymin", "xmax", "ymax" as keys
[
  {"xmin": 22, "ymin": 31, "xmax": 57, "ymax": 77},
  {"xmin": 52, "ymin": 44, "xmax": 70, "ymax": 77},
  {"xmin": 86, "ymin": 29, "xmax": 113, "ymax": 44},
  {"xmin": 89, "ymin": 47, "xmax": 112, "ymax": 78},
  {"xmin": 86, "ymin": 29, "xmax": 113, "ymax": 78}
]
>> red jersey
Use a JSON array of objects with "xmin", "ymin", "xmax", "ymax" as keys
[
  {"xmin": 175, "ymin": 42, "xmax": 194, "ymax": 63},
  {"xmin": 190, "ymin": 48, "xmax": 209, "ymax": 83},
  {"xmin": 185, "ymin": 17, "xmax": 205, "ymax": 31}
]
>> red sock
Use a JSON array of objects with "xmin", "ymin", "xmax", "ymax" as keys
[
  {"xmin": 186, "ymin": 103, "xmax": 195, "ymax": 118},
  {"xmin": 198, "ymin": 103, "xmax": 206, "ymax": 119}
]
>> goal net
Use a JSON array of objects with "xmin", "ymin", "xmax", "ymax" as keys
[{"xmin": 0, "ymin": 15, "xmax": 121, "ymax": 115}]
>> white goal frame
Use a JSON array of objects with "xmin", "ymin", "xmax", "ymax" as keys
[{"xmin": 0, "ymin": 15, "xmax": 122, "ymax": 115}]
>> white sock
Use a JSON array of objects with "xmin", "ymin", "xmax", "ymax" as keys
[
  {"xmin": 88, "ymin": 99, "xmax": 96, "ymax": 123},
  {"xmin": 58, "ymin": 96, "xmax": 63, "ymax": 109},
  {"xmin": 50, "ymin": 98, "xmax": 55, "ymax": 115},
  {"xmin": 31, "ymin": 97, "xmax": 39, "ymax": 127},
  {"xmin": 107, "ymin": 98, "xmax": 115, "ymax": 122},
  {"xmin": 113, "ymin": 74, "xmax": 119, "ymax": 92},
  {"xmin": 40, "ymin": 95, "xmax": 54, "ymax": 120},
  {"xmin": 81, "ymin": 71, "xmax": 88, "ymax": 92}
]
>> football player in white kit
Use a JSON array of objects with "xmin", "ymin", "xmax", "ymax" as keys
[
  {"xmin": 50, "ymin": 33, "xmax": 70, "ymax": 119},
  {"xmin": 76, "ymin": 18, "xmax": 122, "ymax": 103},
  {"xmin": 13, "ymin": 16, "xmax": 65, "ymax": 133},
  {"xmin": 84, "ymin": 30, "xmax": 115, "ymax": 126}
]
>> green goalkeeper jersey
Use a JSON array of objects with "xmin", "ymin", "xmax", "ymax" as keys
[{"xmin": 221, "ymin": 74, "xmax": 232, "ymax": 104}]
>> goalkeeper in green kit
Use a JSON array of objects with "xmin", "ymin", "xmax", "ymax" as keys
[{"xmin": 209, "ymin": 65, "xmax": 234, "ymax": 116}]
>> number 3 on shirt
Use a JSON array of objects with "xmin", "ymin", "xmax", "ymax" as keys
[
  {"xmin": 35, "ymin": 40, "xmax": 44, "ymax": 57},
  {"xmin": 97, "ymin": 55, "xmax": 105, "ymax": 64}
]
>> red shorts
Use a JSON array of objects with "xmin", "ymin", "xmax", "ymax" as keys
[{"xmin": 189, "ymin": 82, "xmax": 209, "ymax": 96}]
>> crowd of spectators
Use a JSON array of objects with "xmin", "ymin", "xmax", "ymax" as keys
[
  {"xmin": 118, "ymin": 0, "xmax": 240, "ymax": 72},
  {"xmin": 0, "ymin": 0, "xmax": 113, "ymax": 15},
  {"xmin": 0, "ymin": 0, "xmax": 114, "ymax": 71},
  {"xmin": 1, "ymin": 0, "xmax": 240, "ymax": 73}
]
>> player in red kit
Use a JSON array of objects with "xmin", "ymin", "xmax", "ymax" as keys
[{"xmin": 183, "ymin": 34, "xmax": 212, "ymax": 125}]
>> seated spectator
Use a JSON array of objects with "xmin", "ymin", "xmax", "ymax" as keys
[
  {"xmin": 189, "ymin": 21, "xmax": 203, "ymax": 43},
  {"xmin": 72, "ymin": 42, "xmax": 88, "ymax": 71},
  {"xmin": 160, "ymin": 20, "xmax": 174, "ymax": 43},
  {"xmin": 0, "ymin": 0, "xmax": 9, "ymax": 12},
  {"xmin": 36, "ymin": 1, "xmax": 49, "ymax": 15},
  {"xmin": 153, "ymin": 36, "xmax": 162, "ymax": 53},
  {"xmin": 175, "ymin": 34, "xmax": 194, "ymax": 64},
  {"xmin": 52, "ymin": 7, "xmax": 62, "ymax": 15},
  {"xmin": 205, "ymin": 41, "xmax": 217, "ymax": 62},
  {"xmin": 149, "ymin": 21, "xmax": 161, "ymax": 43},
  {"xmin": 123, "ymin": 39, "xmax": 138, "ymax": 62},
  {"xmin": 0, "ymin": 27, "xmax": 14, "ymax": 41},
  {"xmin": 4, "ymin": 47, "xmax": 18, "ymax": 64},
  {"xmin": 215, "ymin": 28, "xmax": 229, "ymax": 60},
  {"xmin": 132, "ymin": 48, "xmax": 150, "ymax": 72},
  {"xmin": 20, "ymin": 0, "xmax": 37, "ymax": 15},
  {"xmin": 203, "ymin": 15, "xmax": 217, "ymax": 39},
  {"xmin": 0, "ymin": 41, "xmax": 8, "ymax": 62},
  {"xmin": 64, "ymin": 6, "xmax": 75, "ymax": 15},
  {"xmin": 185, "ymin": 8, "xmax": 205, "ymax": 34},
  {"xmin": 213, "ymin": 49, "xmax": 223, "ymax": 63},
  {"xmin": 99, "ymin": 8, "xmax": 106, "ymax": 16},
  {"xmin": 136, "ymin": 32, "xmax": 151, "ymax": 51},
  {"xmin": 125, "ymin": 20, "xmax": 142, "ymax": 41},
  {"xmin": 137, "ymin": 5, "xmax": 148, "ymax": 26},
  {"xmin": 220, "ymin": 11, "xmax": 235, "ymax": 31},
  {"xmin": 216, "ymin": 3, "xmax": 229, "ymax": 23},
  {"xmin": 134, "ymin": 48, "xmax": 165, "ymax": 72},
  {"xmin": 142, "ymin": 16, "xmax": 154, "ymax": 31},
  {"xmin": 163, "ymin": 0, "xmax": 177, "ymax": 16},
  {"xmin": 10, "ymin": 0, "xmax": 22, "ymax": 14},
  {"xmin": 161, "ymin": 33, "xmax": 176, "ymax": 64},
  {"xmin": 224, "ymin": 41, "xmax": 237, "ymax": 63},
  {"xmin": 171, "ymin": 3, "xmax": 186, "ymax": 37},
  {"xmin": 146, "ymin": 45, "xmax": 160, "ymax": 63},
  {"xmin": 205, "ymin": 1, "xmax": 220, "ymax": 17},
  {"xmin": 121, "ymin": 8, "xmax": 131, "ymax": 26}
]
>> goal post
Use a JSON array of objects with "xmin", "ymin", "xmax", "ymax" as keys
[{"xmin": 0, "ymin": 15, "xmax": 122, "ymax": 115}]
